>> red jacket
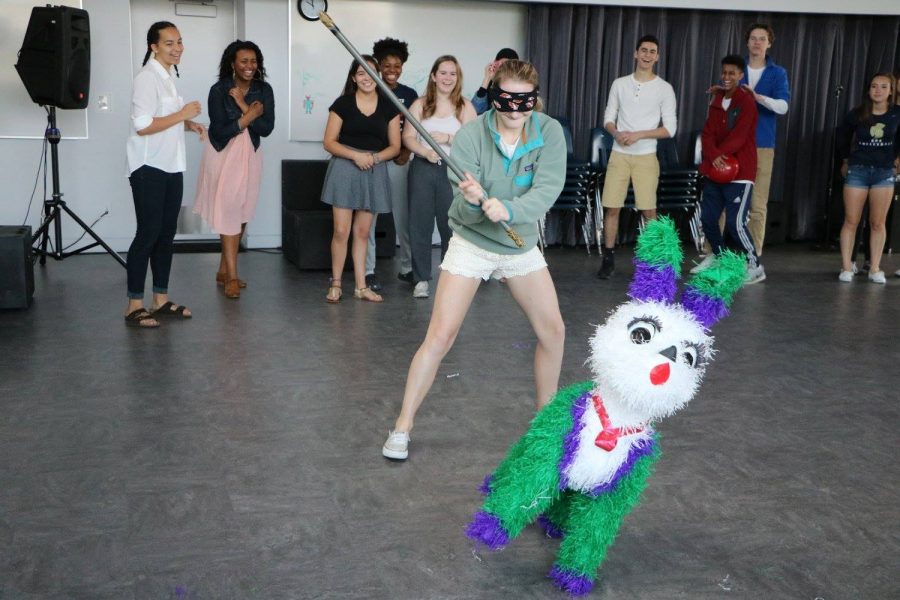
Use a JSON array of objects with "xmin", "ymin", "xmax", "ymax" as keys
[{"xmin": 700, "ymin": 87, "xmax": 758, "ymax": 182}]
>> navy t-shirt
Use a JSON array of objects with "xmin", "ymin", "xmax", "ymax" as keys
[
  {"xmin": 838, "ymin": 105, "xmax": 900, "ymax": 169},
  {"xmin": 391, "ymin": 83, "xmax": 419, "ymax": 126},
  {"xmin": 329, "ymin": 92, "xmax": 400, "ymax": 151}
]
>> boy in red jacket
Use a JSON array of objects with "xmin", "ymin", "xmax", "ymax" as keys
[{"xmin": 694, "ymin": 55, "xmax": 764, "ymax": 284}]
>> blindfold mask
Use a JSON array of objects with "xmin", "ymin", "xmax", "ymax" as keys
[{"xmin": 489, "ymin": 86, "xmax": 539, "ymax": 113}]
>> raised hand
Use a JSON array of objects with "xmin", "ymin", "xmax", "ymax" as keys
[
  {"xmin": 180, "ymin": 100, "xmax": 202, "ymax": 120},
  {"xmin": 228, "ymin": 86, "xmax": 250, "ymax": 113}
]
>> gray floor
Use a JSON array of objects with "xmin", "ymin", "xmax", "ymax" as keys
[{"xmin": 1, "ymin": 244, "xmax": 898, "ymax": 600}]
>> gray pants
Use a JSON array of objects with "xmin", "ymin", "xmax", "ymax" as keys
[
  {"xmin": 408, "ymin": 158, "xmax": 452, "ymax": 282},
  {"xmin": 366, "ymin": 160, "xmax": 412, "ymax": 275}
]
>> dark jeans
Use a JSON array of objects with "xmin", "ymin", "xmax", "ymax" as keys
[
  {"xmin": 126, "ymin": 165, "xmax": 183, "ymax": 299},
  {"xmin": 700, "ymin": 180, "xmax": 758, "ymax": 266},
  {"xmin": 408, "ymin": 159, "xmax": 453, "ymax": 282}
]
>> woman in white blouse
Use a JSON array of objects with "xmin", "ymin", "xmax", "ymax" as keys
[{"xmin": 124, "ymin": 21, "xmax": 205, "ymax": 328}]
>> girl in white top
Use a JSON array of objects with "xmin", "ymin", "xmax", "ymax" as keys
[
  {"xmin": 401, "ymin": 56, "xmax": 477, "ymax": 298},
  {"xmin": 123, "ymin": 21, "xmax": 205, "ymax": 328}
]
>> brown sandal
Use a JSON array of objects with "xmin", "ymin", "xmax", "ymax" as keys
[
  {"xmin": 354, "ymin": 287, "xmax": 383, "ymax": 303},
  {"xmin": 224, "ymin": 279, "xmax": 240, "ymax": 299},
  {"xmin": 326, "ymin": 278, "xmax": 342, "ymax": 303},
  {"xmin": 216, "ymin": 272, "xmax": 246, "ymax": 288}
]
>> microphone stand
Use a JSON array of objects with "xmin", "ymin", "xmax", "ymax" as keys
[{"xmin": 816, "ymin": 84, "xmax": 843, "ymax": 250}]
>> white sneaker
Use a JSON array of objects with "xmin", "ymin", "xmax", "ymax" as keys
[
  {"xmin": 413, "ymin": 281, "xmax": 429, "ymax": 298},
  {"xmin": 382, "ymin": 430, "xmax": 410, "ymax": 460},
  {"xmin": 894, "ymin": 269, "xmax": 900, "ymax": 278},
  {"xmin": 868, "ymin": 270, "xmax": 886, "ymax": 284},
  {"xmin": 690, "ymin": 254, "xmax": 717, "ymax": 274},
  {"xmin": 744, "ymin": 264, "xmax": 766, "ymax": 285},
  {"xmin": 838, "ymin": 262, "xmax": 858, "ymax": 283}
]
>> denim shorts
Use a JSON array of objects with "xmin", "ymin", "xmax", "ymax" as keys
[{"xmin": 845, "ymin": 165, "xmax": 896, "ymax": 189}]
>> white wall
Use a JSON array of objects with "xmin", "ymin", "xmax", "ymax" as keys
[{"xmin": 0, "ymin": 0, "xmax": 524, "ymax": 251}]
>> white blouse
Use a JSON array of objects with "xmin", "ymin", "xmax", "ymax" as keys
[{"xmin": 126, "ymin": 58, "xmax": 186, "ymax": 175}]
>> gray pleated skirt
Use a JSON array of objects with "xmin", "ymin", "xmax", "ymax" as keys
[{"xmin": 320, "ymin": 154, "xmax": 392, "ymax": 214}]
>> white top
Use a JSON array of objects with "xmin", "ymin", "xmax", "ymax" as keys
[
  {"xmin": 126, "ymin": 58, "xmax": 186, "ymax": 175},
  {"xmin": 604, "ymin": 74, "xmax": 678, "ymax": 156},
  {"xmin": 416, "ymin": 113, "xmax": 463, "ymax": 158},
  {"xmin": 500, "ymin": 139, "xmax": 518, "ymax": 158},
  {"xmin": 747, "ymin": 66, "xmax": 764, "ymax": 90}
]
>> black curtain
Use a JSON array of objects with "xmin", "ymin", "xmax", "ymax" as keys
[{"xmin": 526, "ymin": 5, "xmax": 900, "ymax": 241}]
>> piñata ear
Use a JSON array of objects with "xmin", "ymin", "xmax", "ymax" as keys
[
  {"xmin": 681, "ymin": 250, "xmax": 746, "ymax": 329},
  {"xmin": 628, "ymin": 216, "xmax": 683, "ymax": 304}
]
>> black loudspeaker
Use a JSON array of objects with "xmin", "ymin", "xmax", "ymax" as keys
[
  {"xmin": 0, "ymin": 226, "xmax": 35, "ymax": 309},
  {"xmin": 15, "ymin": 6, "xmax": 90, "ymax": 110},
  {"xmin": 282, "ymin": 209, "xmax": 333, "ymax": 269}
]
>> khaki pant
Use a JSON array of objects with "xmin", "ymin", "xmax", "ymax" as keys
[
  {"xmin": 705, "ymin": 148, "xmax": 775, "ymax": 255},
  {"xmin": 748, "ymin": 148, "xmax": 774, "ymax": 255},
  {"xmin": 601, "ymin": 151, "xmax": 660, "ymax": 210}
]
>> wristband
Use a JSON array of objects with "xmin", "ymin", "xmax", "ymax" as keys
[{"xmin": 371, "ymin": 152, "xmax": 382, "ymax": 165}]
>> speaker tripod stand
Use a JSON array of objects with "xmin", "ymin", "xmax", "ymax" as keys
[{"xmin": 31, "ymin": 106, "xmax": 126, "ymax": 268}]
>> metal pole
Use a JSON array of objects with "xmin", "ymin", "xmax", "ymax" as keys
[{"xmin": 317, "ymin": 11, "xmax": 524, "ymax": 248}]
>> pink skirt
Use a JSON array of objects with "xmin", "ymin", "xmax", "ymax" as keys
[{"xmin": 193, "ymin": 129, "xmax": 262, "ymax": 235}]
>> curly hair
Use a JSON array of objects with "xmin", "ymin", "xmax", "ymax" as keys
[
  {"xmin": 372, "ymin": 37, "xmax": 409, "ymax": 64},
  {"xmin": 217, "ymin": 40, "xmax": 266, "ymax": 81}
]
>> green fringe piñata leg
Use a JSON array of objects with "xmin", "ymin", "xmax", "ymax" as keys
[
  {"xmin": 466, "ymin": 382, "xmax": 593, "ymax": 549},
  {"xmin": 548, "ymin": 450, "xmax": 660, "ymax": 596}
]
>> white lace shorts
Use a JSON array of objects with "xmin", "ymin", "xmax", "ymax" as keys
[{"xmin": 440, "ymin": 234, "xmax": 547, "ymax": 281}]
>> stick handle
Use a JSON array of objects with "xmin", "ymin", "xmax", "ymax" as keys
[{"xmin": 318, "ymin": 12, "xmax": 525, "ymax": 248}]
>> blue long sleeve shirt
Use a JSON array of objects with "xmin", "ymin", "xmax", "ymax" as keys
[{"xmin": 740, "ymin": 56, "xmax": 790, "ymax": 149}]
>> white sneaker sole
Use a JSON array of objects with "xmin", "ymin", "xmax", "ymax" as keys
[{"xmin": 382, "ymin": 445, "xmax": 408, "ymax": 460}]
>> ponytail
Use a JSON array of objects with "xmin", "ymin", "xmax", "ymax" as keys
[{"xmin": 142, "ymin": 21, "xmax": 180, "ymax": 77}]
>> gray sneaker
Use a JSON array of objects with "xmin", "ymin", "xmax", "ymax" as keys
[
  {"xmin": 744, "ymin": 264, "xmax": 766, "ymax": 285},
  {"xmin": 413, "ymin": 281, "xmax": 429, "ymax": 298},
  {"xmin": 690, "ymin": 254, "xmax": 717, "ymax": 274},
  {"xmin": 382, "ymin": 430, "xmax": 410, "ymax": 460}
]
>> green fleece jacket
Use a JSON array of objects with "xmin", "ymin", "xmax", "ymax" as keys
[{"xmin": 447, "ymin": 110, "xmax": 567, "ymax": 254}]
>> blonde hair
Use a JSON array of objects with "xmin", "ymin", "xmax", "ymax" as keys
[
  {"xmin": 421, "ymin": 55, "xmax": 465, "ymax": 120},
  {"xmin": 491, "ymin": 59, "xmax": 544, "ymax": 113}
]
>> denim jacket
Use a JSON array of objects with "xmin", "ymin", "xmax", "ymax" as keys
[{"xmin": 207, "ymin": 78, "xmax": 275, "ymax": 152}]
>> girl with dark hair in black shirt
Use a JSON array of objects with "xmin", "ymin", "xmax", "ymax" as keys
[{"xmin": 320, "ymin": 56, "xmax": 401, "ymax": 303}]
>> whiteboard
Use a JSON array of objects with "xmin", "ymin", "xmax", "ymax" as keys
[
  {"xmin": 0, "ymin": 0, "xmax": 88, "ymax": 139},
  {"xmin": 289, "ymin": 0, "xmax": 526, "ymax": 142}
]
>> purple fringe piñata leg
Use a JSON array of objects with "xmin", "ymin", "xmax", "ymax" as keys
[
  {"xmin": 465, "ymin": 511, "xmax": 510, "ymax": 550},
  {"xmin": 538, "ymin": 514, "xmax": 564, "ymax": 539},
  {"xmin": 478, "ymin": 474, "xmax": 493, "ymax": 496},
  {"xmin": 548, "ymin": 565, "xmax": 595, "ymax": 596}
]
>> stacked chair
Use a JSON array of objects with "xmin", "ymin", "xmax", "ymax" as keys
[{"xmin": 544, "ymin": 118, "xmax": 602, "ymax": 252}]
